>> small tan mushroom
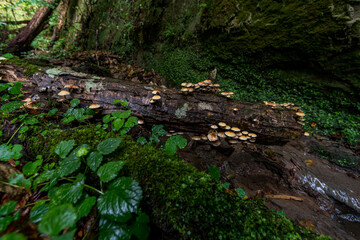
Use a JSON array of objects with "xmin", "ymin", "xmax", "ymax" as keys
[
  {"xmin": 249, "ymin": 139, "xmax": 256, "ymax": 143},
  {"xmin": 218, "ymin": 132, "xmax": 226, "ymax": 138},
  {"xmin": 58, "ymin": 90, "xmax": 70, "ymax": 96},
  {"xmin": 221, "ymin": 92, "xmax": 228, "ymax": 96},
  {"xmin": 201, "ymin": 135, "xmax": 208, "ymax": 141},
  {"xmin": 192, "ymin": 136, "xmax": 201, "ymax": 141},
  {"xmin": 188, "ymin": 88, "xmax": 194, "ymax": 93},
  {"xmin": 150, "ymin": 99, "xmax": 155, "ymax": 104},
  {"xmin": 248, "ymin": 133, "xmax": 257, "ymax": 138},
  {"xmin": 181, "ymin": 88, "xmax": 189, "ymax": 93},
  {"xmin": 225, "ymin": 131, "xmax": 236, "ymax": 138},
  {"xmin": 236, "ymin": 132, "xmax": 243, "ymax": 137},
  {"xmin": 203, "ymin": 80, "xmax": 212, "ymax": 84},
  {"xmin": 65, "ymin": 84, "xmax": 78, "ymax": 89},
  {"xmin": 228, "ymin": 139, "xmax": 239, "ymax": 144},
  {"xmin": 242, "ymin": 131, "xmax": 248, "ymax": 135},
  {"xmin": 0, "ymin": 57, "xmax": 7, "ymax": 61},
  {"xmin": 213, "ymin": 83, "xmax": 220, "ymax": 87},
  {"xmin": 296, "ymin": 112, "xmax": 306, "ymax": 117},
  {"xmin": 231, "ymin": 127, "xmax": 241, "ymax": 132},
  {"xmin": 181, "ymin": 82, "xmax": 187, "ymax": 87},
  {"xmin": 218, "ymin": 122, "xmax": 227, "ymax": 128},
  {"xmin": 210, "ymin": 125, "xmax": 218, "ymax": 130},
  {"xmin": 239, "ymin": 136, "xmax": 248, "ymax": 141},
  {"xmin": 304, "ymin": 132, "xmax": 310, "ymax": 136},
  {"xmin": 297, "ymin": 121, "xmax": 305, "ymax": 126},
  {"xmin": 186, "ymin": 83, "xmax": 194, "ymax": 88},
  {"xmin": 198, "ymin": 81, "xmax": 207, "ymax": 87},
  {"xmin": 207, "ymin": 132, "xmax": 218, "ymax": 142},
  {"xmin": 137, "ymin": 119, "xmax": 144, "ymax": 125},
  {"xmin": 233, "ymin": 108, "xmax": 239, "ymax": 112},
  {"xmin": 89, "ymin": 104, "xmax": 101, "ymax": 109},
  {"xmin": 211, "ymin": 140, "xmax": 221, "ymax": 147},
  {"xmin": 152, "ymin": 90, "xmax": 160, "ymax": 95},
  {"xmin": 152, "ymin": 95, "xmax": 161, "ymax": 100}
]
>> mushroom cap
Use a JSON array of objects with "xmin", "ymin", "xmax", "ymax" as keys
[
  {"xmin": 201, "ymin": 135, "xmax": 208, "ymax": 141},
  {"xmin": 152, "ymin": 90, "xmax": 160, "ymax": 95},
  {"xmin": 239, "ymin": 136, "xmax": 248, "ymax": 141},
  {"xmin": 296, "ymin": 112, "xmax": 306, "ymax": 117},
  {"xmin": 89, "ymin": 104, "xmax": 101, "ymax": 109},
  {"xmin": 221, "ymin": 92, "xmax": 228, "ymax": 96},
  {"xmin": 248, "ymin": 133, "xmax": 257, "ymax": 138},
  {"xmin": 150, "ymin": 99, "xmax": 155, "ymax": 103},
  {"xmin": 297, "ymin": 121, "xmax": 305, "ymax": 126},
  {"xmin": 228, "ymin": 139, "xmax": 239, "ymax": 144},
  {"xmin": 233, "ymin": 108, "xmax": 239, "ymax": 112},
  {"xmin": 226, "ymin": 94, "xmax": 232, "ymax": 98},
  {"xmin": 0, "ymin": 57, "xmax": 7, "ymax": 61},
  {"xmin": 225, "ymin": 125, "xmax": 231, "ymax": 130},
  {"xmin": 181, "ymin": 88, "xmax": 189, "ymax": 92},
  {"xmin": 213, "ymin": 83, "xmax": 220, "ymax": 87},
  {"xmin": 181, "ymin": 82, "xmax": 187, "ymax": 87},
  {"xmin": 207, "ymin": 132, "xmax": 218, "ymax": 142},
  {"xmin": 242, "ymin": 131, "xmax": 248, "ymax": 135},
  {"xmin": 228, "ymin": 92, "xmax": 234, "ymax": 95},
  {"xmin": 211, "ymin": 140, "xmax": 221, "ymax": 147},
  {"xmin": 137, "ymin": 119, "xmax": 144, "ymax": 125},
  {"xmin": 236, "ymin": 132, "xmax": 243, "ymax": 137},
  {"xmin": 225, "ymin": 131, "xmax": 236, "ymax": 138},
  {"xmin": 210, "ymin": 125, "xmax": 218, "ymax": 129},
  {"xmin": 304, "ymin": 132, "xmax": 310, "ymax": 136},
  {"xmin": 65, "ymin": 84, "xmax": 78, "ymax": 89},
  {"xmin": 198, "ymin": 81, "xmax": 207, "ymax": 87},
  {"xmin": 188, "ymin": 88, "xmax": 194, "ymax": 92},
  {"xmin": 58, "ymin": 90, "xmax": 70, "ymax": 96},
  {"xmin": 218, "ymin": 132, "xmax": 226, "ymax": 138},
  {"xmin": 249, "ymin": 139, "xmax": 256, "ymax": 143},
  {"xmin": 231, "ymin": 127, "xmax": 240, "ymax": 132},
  {"xmin": 203, "ymin": 80, "xmax": 212, "ymax": 84},
  {"xmin": 218, "ymin": 122, "xmax": 227, "ymax": 127},
  {"xmin": 152, "ymin": 95, "xmax": 161, "ymax": 100},
  {"xmin": 186, "ymin": 83, "xmax": 194, "ymax": 88},
  {"xmin": 192, "ymin": 136, "xmax": 201, "ymax": 141}
]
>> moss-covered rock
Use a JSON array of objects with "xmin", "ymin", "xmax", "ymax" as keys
[{"xmin": 27, "ymin": 125, "xmax": 332, "ymax": 239}]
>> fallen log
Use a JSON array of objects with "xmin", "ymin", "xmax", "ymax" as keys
[{"xmin": 0, "ymin": 64, "xmax": 304, "ymax": 145}]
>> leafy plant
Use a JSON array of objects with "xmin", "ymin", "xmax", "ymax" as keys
[
  {"xmin": 164, "ymin": 135, "xmax": 187, "ymax": 155},
  {"xmin": 0, "ymin": 201, "xmax": 20, "ymax": 232}
]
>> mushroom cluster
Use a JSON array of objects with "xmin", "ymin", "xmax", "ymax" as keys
[
  {"xmin": 150, "ymin": 90, "xmax": 161, "ymax": 103},
  {"xmin": 263, "ymin": 101, "xmax": 296, "ymax": 109},
  {"xmin": 295, "ymin": 111, "xmax": 306, "ymax": 125},
  {"xmin": 180, "ymin": 80, "xmax": 221, "ymax": 94},
  {"xmin": 192, "ymin": 122, "xmax": 257, "ymax": 146},
  {"xmin": 220, "ymin": 92, "xmax": 234, "ymax": 98}
]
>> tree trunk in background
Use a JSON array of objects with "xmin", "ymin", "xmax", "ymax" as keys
[
  {"xmin": 50, "ymin": 0, "xmax": 70, "ymax": 46},
  {"xmin": 6, "ymin": 1, "xmax": 57, "ymax": 54}
]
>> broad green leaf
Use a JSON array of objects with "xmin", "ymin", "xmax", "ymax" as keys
[
  {"xmin": 23, "ymin": 159, "xmax": 42, "ymax": 176},
  {"xmin": 113, "ymin": 118, "xmax": 124, "ymax": 131},
  {"xmin": 8, "ymin": 82, "xmax": 22, "ymax": 95},
  {"xmin": 54, "ymin": 140, "xmax": 75, "ymax": 159},
  {"xmin": 0, "ymin": 83, "xmax": 10, "ymax": 92},
  {"xmin": 222, "ymin": 182, "xmax": 230, "ymax": 189},
  {"xmin": 97, "ymin": 138, "xmax": 123, "ymax": 155},
  {"xmin": 0, "ymin": 201, "xmax": 17, "ymax": 216},
  {"xmin": 0, "ymin": 216, "xmax": 12, "ymax": 232},
  {"xmin": 0, "ymin": 233, "xmax": 27, "ymax": 240},
  {"xmin": 236, "ymin": 187, "xmax": 246, "ymax": 199},
  {"xmin": 38, "ymin": 204, "xmax": 77, "ymax": 236},
  {"xmin": 97, "ymin": 177, "xmax": 142, "ymax": 222},
  {"xmin": 33, "ymin": 169, "xmax": 56, "ymax": 189},
  {"xmin": 57, "ymin": 155, "xmax": 81, "ymax": 177},
  {"xmin": 70, "ymin": 99, "xmax": 80, "ymax": 107},
  {"xmin": 137, "ymin": 137, "xmax": 147, "ymax": 145},
  {"xmin": 75, "ymin": 196, "xmax": 96, "ymax": 220},
  {"xmin": 49, "ymin": 181, "xmax": 83, "ymax": 207},
  {"xmin": 164, "ymin": 135, "xmax": 187, "ymax": 155},
  {"xmin": 130, "ymin": 221, "xmax": 150, "ymax": 240},
  {"xmin": 98, "ymin": 218, "xmax": 131, "ymax": 240},
  {"xmin": 23, "ymin": 117, "xmax": 39, "ymax": 125},
  {"xmin": 102, "ymin": 114, "xmax": 111, "ymax": 123},
  {"xmin": 9, "ymin": 173, "xmax": 31, "ymax": 189},
  {"xmin": 11, "ymin": 144, "xmax": 23, "ymax": 160},
  {"xmin": 0, "ymin": 144, "xmax": 14, "ymax": 161},
  {"xmin": 208, "ymin": 165, "xmax": 220, "ymax": 181},
  {"xmin": 50, "ymin": 230, "xmax": 76, "ymax": 240},
  {"xmin": 18, "ymin": 126, "xmax": 29, "ymax": 133},
  {"xmin": 86, "ymin": 151, "xmax": 103, "ymax": 172},
  {"xmin": 111, "ymin": 110, "xmax": 131, "ymax": 119},
  {"xmin": 124, "ymin": 116, "xmax": 138, "ymax": 128},
  {"xmin": 0, "ymin": 101, "xmax": 25, "ymax": 113},
  {"xmin": 30, "ymin": 203, "xmax": 49, "ymax": 223},
  {"xmin": 48, "ymin": 108, "xmax": 58, "ymax": 116},
  {"xmin": 97, "ymin": 161, "xmax": 125, "ymax": 182}
]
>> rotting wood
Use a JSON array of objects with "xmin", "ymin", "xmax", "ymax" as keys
[
  {"xmin": 265, "ymin": 195, "xmax": 304, "ymax": 201},
  {"xmin": 0, "ymin": 64, "xmax": 304, "ymax": 145}
]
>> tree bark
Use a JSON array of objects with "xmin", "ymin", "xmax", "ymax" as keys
[
  {"xmin": 50, "ymin": 0, "xmax": 70, "ymax": 45},
  {"xmin": 6, "ymin": 1, "xmax": 57, "ymax": 54},
  {"xmin": 0, "ymin": 64, "xmax": 304, "ymax": 145}
]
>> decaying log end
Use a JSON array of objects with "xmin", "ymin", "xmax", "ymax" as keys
[{"xmin": 1, "ymin": 65, "xmax": 305, "ymax": 145}]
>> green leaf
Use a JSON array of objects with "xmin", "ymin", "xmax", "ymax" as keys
[
  {"xmin": 124, "ymin": 116, "xmax": 138, "ymax": 128},
  {"xmin": 137, "ymin": 137, "xmax": 147, "ymax": 145},
  {"xmin": 86, "ymin": 151, "xmax": 103, "ymax": 172},
  {"xmin": 0, "ymin": 201, "xmax": 17, "ymax": 216},
  {"xmin": 0, "ymin": 216, "xmax": 12, "ymax": 232},
  {"xmin": 11, "ymin": 144, "xmax": 23, "ymax": 160},
  {"xmin": 57, "ymin": 155, "xmax": 81, "ymax": 177},
  {"xmin": 8, "ymin": 82, "xmax": 22, "ymax": 95},
  {"xmin": 0, "ymin": 101, "xmax": 25, "ymax": 113},
  {"xmin": 30, "ymin": 203, "xmax": 49, "ymax": 223},
  {"xmin": 102, "ymin": 114, "xmax": 111, "ymax": 123},
  {"xmin": 97, "ymin": 161, "xmax": 126, "ymax": 182},
  {"xmin": 113, "ymin": 118, "xmax": 124, "ymax": 131},
  {"xmin": 18, "ymin": 126, "xmax": 29, "ymax": 133},
  {"xmin": 222, "ymin": 182, "xmax": 230, "ymax": 189},
  {"xmin": 70, "ymin": 99, "xmax": 80, "ymax": 107},
  {"xmin": 49, "ymin": 181, "xmax": 84, "ymax": 207},
  {"xmin": 111, "ymin": 110, "xmax": 131, "ymax": 119},
  {"xmin": 9, "ymin": 173, "xmax": 31, "ymax": 189},
  {"xmin": 0, "ymin": 83, "xmax": 10, "ymax": 92},
  {"xmin": 23, "ymin": 159, "xmax": 42, "ymax": 176},
  {"xmin": 0, "ymin": 144, "xmax": 14, "ymax": 161},
  {"xmin": 97, "ymin": 177, "xmax": 142, "ymax": 222},
  {"xmin": 76, "ymin": 147, "xmax": 89, "ymax": 158},
  {"xmin": 164, "ymin": 135, "xmax": 187, "ymax": 155},
  {"xmin": 0, "ymin": 233, "xmax": 27, "ymax": 240},
  {"xmin": 33, "ymin": 169, "xmax": 56, "ymax": 189},
  {"xmin": 99, "ymin": 218, "xmax": 131, "ymax": 240},
  {"xmin": 97, "ymin": 138, "xmax": 123, "ymax": 155},
  {"xmin": 75, "ymin": 196, "xmax": 96, "ymax": 220},
  {"xmin": 23, "ymin": 117, "xmax": 39, "ymax": 125},
  {"xmin": 236, "ymin": 187, "xmax": 246, "ymax": 199},
  {"xmin": 130, "ymin": 220, "xmax": 150, "ymax": 240},
  {"xmin": 38, "ymin": 204, "xmax": 77, "ymax": 236},
  {"xmin": 208, "ymin": 165, "xmax": 220, "ymax": 181},
  {"xmin": 54, "ymin": 140, "xmax": 75, "ymax": 159},
  {"xmin": 50, "ymin": 230, "xmax": 76, "ymax": 240},
  {"xmin": 48, "ymin": 108, "xmax": 58, "ymax": 116}
]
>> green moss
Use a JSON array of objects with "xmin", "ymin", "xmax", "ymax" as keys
[
  {"xmin": 7, "ymin": 56, "xmax": 42, "ymax": 77},
  {"xmin": 27, "ymin": 125, "xmax": 332, "ymax": 239}
]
